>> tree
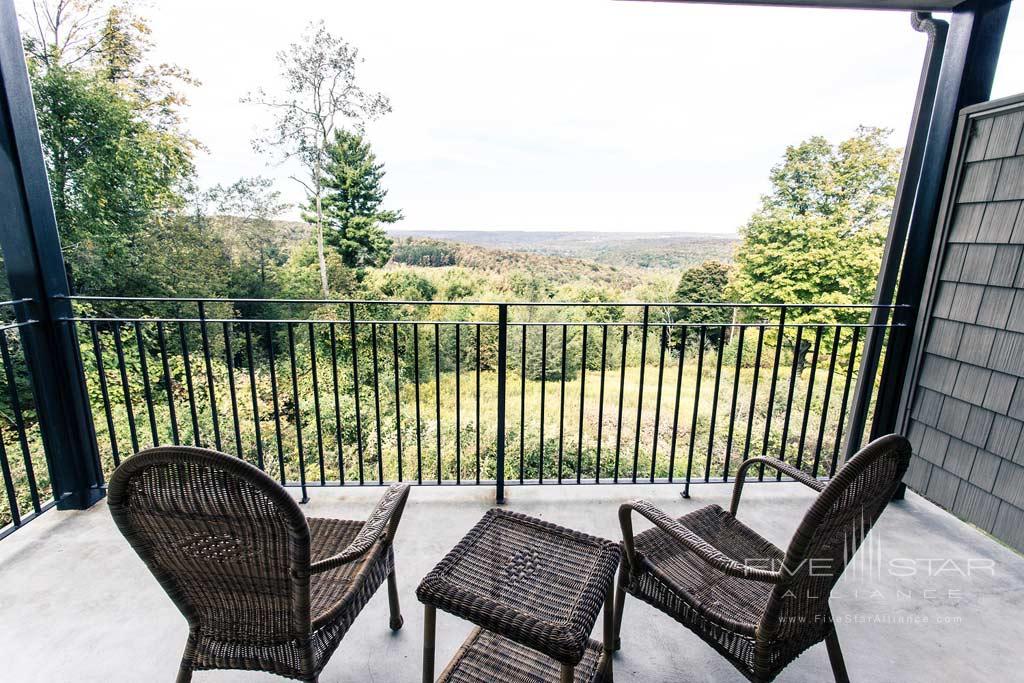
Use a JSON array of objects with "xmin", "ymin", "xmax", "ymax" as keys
[
  {"xmin": 315, "ymin": 130, "xmax": 400, "ymax": 270},
  {"xmin": 23, "ymin": 1, "xmax": 198, "ymax": 297},
  {"xmin": 207, "ymin": 177, "xmax": 291, "ymax": 297},
  {"xmin": 674, "ymin": 260, "xmax": 732, "ymax": 346},
  {"xmin": 729, "ymin": 127, "xmax": 900, "ymax": 325},
  {"xmin": 245, "ymin": 21, "xmax": 390, "ymax": 296}
]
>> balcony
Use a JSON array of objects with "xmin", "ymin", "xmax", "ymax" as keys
[
  {"xmin": 2, "ymin": 472, "xmax": 1022, "ymax": 681},
  {"xmin": 0, "ymin": 0, "xmax": 1022, "ymax": 681}
]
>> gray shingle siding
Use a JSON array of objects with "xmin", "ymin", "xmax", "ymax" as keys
[{"xmin": 905, "ymin": 106, "xmax": 1024, "ymax": 553}]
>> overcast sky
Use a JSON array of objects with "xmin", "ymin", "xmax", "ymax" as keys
[{"xmin": 135, "ymin": 0, "xmax": 1024, "ymax": 234}]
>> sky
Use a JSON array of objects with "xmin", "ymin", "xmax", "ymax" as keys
[{"xmin": 131, "ymin": 0, "xmax": 1024, "ymax": 234}]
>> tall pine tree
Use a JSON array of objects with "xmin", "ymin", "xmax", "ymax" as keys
[{"xmin": 314, "ymin": 130, "xmax": 401, "ymax": 270}]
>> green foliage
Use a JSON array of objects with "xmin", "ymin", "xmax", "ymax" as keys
[
  {"xmin": 675, "ymin": 260, "xmax": 732, "ymax": 346},
  {"xmin": 391, "ymin": 238, "xmax": 458, "ymax": 266},
  {"xmin": 207, "ymin": 177, "xmax": 292, "ymax": 306},
  {"xmin": 314, "ymin": 130, "xmax": 399, "ymax": 270},
  {"xmin": 278, "ymin": 242, "xmax": 359, "ymax": 299},
  {"xmin": 368, "ymin": 269, "xmax": 437, "ymax": 301},
  {"xmin": 25, "ymin": 1, "xmax": 199, "ymax": 299},
  {"xmin": 730, "ymin": 126, "xmax": 899, "ymax": 324}
]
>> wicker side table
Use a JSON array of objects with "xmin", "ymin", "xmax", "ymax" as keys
[{"xmin": 417, "ymin": 509, "xmax": 620, "ymax": 683}]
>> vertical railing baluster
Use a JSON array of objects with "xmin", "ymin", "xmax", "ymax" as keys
[
  {"xmin": 539, "ymin": 323, "xmax": 547, "ymax": 484},
  {"xmin": 156, "ymin": 322, "xmax": 180, "ymax": 445},
  {"xmin": 742, "ymin": 326, "xmax": 765, "ymax": 466},
  {"xmin": 434, "ymin": 322, "xmax": 442, "ymax": 484},
  {"xmin": 704, "ymin": 326, "xmax": 726, "ymax": 482},
  {"xmin": 796, "ymin": 326, "xmax": 823, "ymax": 471},
  {"xmin": 90, "ymin": 323, "xmax": 119, "ymax": 465},
  {"xmin": 557, "ymin": 323, "xmax": 567, "ymax": 483},
  {"xmin": 135, "ymin": 321, "xmax": 159, "ymax": 447},
  {"xmin": 330, "ymin": 323, "xmax": 344, "ymax": 483},
  {"xmin": 392, "ymin": 323, "xmax": 403, "ymax": 483},
  {"xmin": 372, "ymin": 323, "xmax": 384, "ymax": 485},
  {"xmin": 831, "ymin": 327, "xmax": 861, "ymax": 477},
  {"xmin": 413, "ymin": 323, "xmax": 423, "ymax": 485},
  {"xmin": 454, "ymin": 324, "xmax": 461, "ymax": 485},
  {"xmin": 811, "ymin": 326, "xmax": 841, "ymax": 477},
  {"xmin": 0, "ymin": 333, "xmax": 38, "ymax": 511},
  {"xmin": 0, "ymin": 432, "xmax": 20, "ymax": 527},
  {"xmin": 576, "ymin": 324, "xmax": 588, "ymax": 484},
  {"xmin": 595, "ymin": 325, "xmax": 608, "ymax": 483},
  {"xmin": 495, "ymin": 304, "xmax": 508, "ymax": 503},
  {"xmin": 222, "ymin": 321, "xmax": 243, "ymax": 459},
  {"xmin": 475, "ymin": 324, "xmax": 481, "ymax": 485},
  {"xmin": 723, "ymin": 325, "xmax": 745, "ymax": 481},
  {"xmin": 266, "ymin": 322, "xmax": 286, "ymax": 484},
  {"xmin": 759, "ymin": 307, "xmax": 787, "ymax": 480},
  {"xmin": 198, "ymin": 302, "xmax": 221, "ymax": 452},
  {"xmin": 777, "ymin": 326, "xmax": 804, "ymax": 478},
  {"xmin": 519, "ymin": 323, "xmax": 527, "ymax": 483},
  {"xmin": 632, "ymin": 306, "xmax": 649, "ymax": 483},
  {"xmin": 668, "ymin": 326, "xmax": 688, "ymax": 485},
  {"xmin": 287, "ymin": 323, "xmax": 308, "ymax": 502},
  {"xmin": 684, "ymin": 327, "xmax": 706, "ymax": 497},
  {"xmin": 650, "ymin": 325, "xmax": 667, "ymax": 483},
  {"xmin": 613, "ymin": 324, "xmax": 628, "ymax": 483},
  {"xmin": 348, "ymin": 303, "xmax": 364, "ymax": 485},
  {"xmin": 112, "ymin": 324, "xmax": 139, "ymax": 454},
  {"xmin": 244, "ymin": 322, "xmax": 264, "ymax": 471},
  {"xmin": 178, "ymin": 322, "xmax": 201, "ymax": 446},
  {"xmin": 308, "ymin": 323, "xmax": 326, "ymax": 484}
]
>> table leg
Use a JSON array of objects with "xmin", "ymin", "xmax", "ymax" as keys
[
  {"xmin": 423, "ymin": 604, "xmax": 436, "ymax": 683},
  {"xmin": 603, "ymin": 586, "xmax": 614, "ymax": 682},
  {"xmin": 560, "ymin": 663, "xmax": 574, "ymax": 683}
]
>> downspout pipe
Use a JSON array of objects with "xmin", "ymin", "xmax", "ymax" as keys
[{"xmin": 842, "ymin": 12, "xmax": 947, "ymax": 463}]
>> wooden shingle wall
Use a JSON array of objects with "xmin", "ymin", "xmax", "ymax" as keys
[{"xmin": 905, "ymin": 96, "xmax": 1024, "ymax": 551}]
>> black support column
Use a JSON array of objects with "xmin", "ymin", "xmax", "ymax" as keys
[
  {"xmin": 863, "ymin": 0, "xmax": 1010, "ymax": 454},
  {"xmin": 0, "ymin": 0, "xmax": 104, "ymax": 509}
]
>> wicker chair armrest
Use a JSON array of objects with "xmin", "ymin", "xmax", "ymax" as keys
[
  {"xmin": 310, "ymin": 483, "xmax": 410, "ymax": 574},
  {"xmin": 730, "ymin": 456, "xmax": 824, "ymax": 516},
  {"xmin": 619, "ymin": 500, "xmax": 781, "ymax": 584}
]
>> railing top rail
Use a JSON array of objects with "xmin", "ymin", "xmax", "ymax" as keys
[
  {"xmin": 63, "ymin": 315, "xmax": 906, "ymax": 329},
  {"xmin": 0, "ymin": 298, "xmax": 32, "ymax": 307},
  {"xmin": 59, "ymin": 294, "xmax": 910, "ymax": 310}
]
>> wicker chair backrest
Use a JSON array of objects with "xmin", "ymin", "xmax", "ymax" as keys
[
  {"xmin": 760, "ymin": 434, "xmax": 911, "ymax": 642},
  {"xmin": 108, "ymin": 447, "xmax": 312, "ymax": 644}
]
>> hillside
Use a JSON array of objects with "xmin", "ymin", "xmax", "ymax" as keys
[
  {"xmin": 388, "ymin": 230, "xmax": 738, "ymax": 270},
  {"xmin": 388, "ymin": 236, "xmax": 647, "ymax": 290}
]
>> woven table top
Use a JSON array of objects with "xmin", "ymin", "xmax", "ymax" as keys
[{"xmin": 417, "ymin": 508, "xmax": 620, "ymax": 665}]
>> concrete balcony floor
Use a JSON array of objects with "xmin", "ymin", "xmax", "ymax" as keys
[{"xmin": 1, "ymin": 480, "xmax": 1022, "ymax": 682}]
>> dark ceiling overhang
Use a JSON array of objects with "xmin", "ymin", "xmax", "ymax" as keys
[{"xmin": 625, "ymin": 0, "xmax": 997, "ymax": 12}]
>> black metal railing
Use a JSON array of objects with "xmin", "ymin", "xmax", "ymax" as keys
[
  {"xmin": 0, "ymin": 299, "xmax": 56, "ymax": 538},
  {"xmin": 51, "ymin": 297, "xmax": 905, "ymax": 507}
]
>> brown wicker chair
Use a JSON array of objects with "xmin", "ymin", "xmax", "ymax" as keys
[
  {"xmin": 108, "ymin": 446, "xmax": 411, "ymax": 682},
  {"xmin": 614, "ymin": 434, "xmax": 911, "ymax": 683}
]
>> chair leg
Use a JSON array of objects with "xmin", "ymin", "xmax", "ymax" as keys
[
  {"xmin": 612, "ymin": 570, "xmax": 627, "ymax": 651},
  {"xmin": 423, "ymin": 604, "xmax": 436, "ymax": 683},
  {"xmin": 560, "ymin": 663, "xmax": 574, "ymax": 683},
  {"xmin": 388, "ymin": 568, "xmax": 404, "ymax": 630},
  {"xmin": 176, "ymin": 631, "xmax": 197, "ymax": 683},
  {"xmin": 825, "ymin": 629, "xmax": 851, "ymax": 683}
]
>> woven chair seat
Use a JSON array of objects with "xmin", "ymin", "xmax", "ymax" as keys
[
  {"xmin": 308, "ymin": 518, "xmax": 388, "ymax": 627},
  {"xmin": 108, "ymin": 447, "xmax": 410, "ymax": 683},
  {"xmin": 616, "ymin": 437, "xmax": 912, "ymax": 682},
  {"xmin": 629, "ymin": 504, "xmax": 783, "ymax": 633}
]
